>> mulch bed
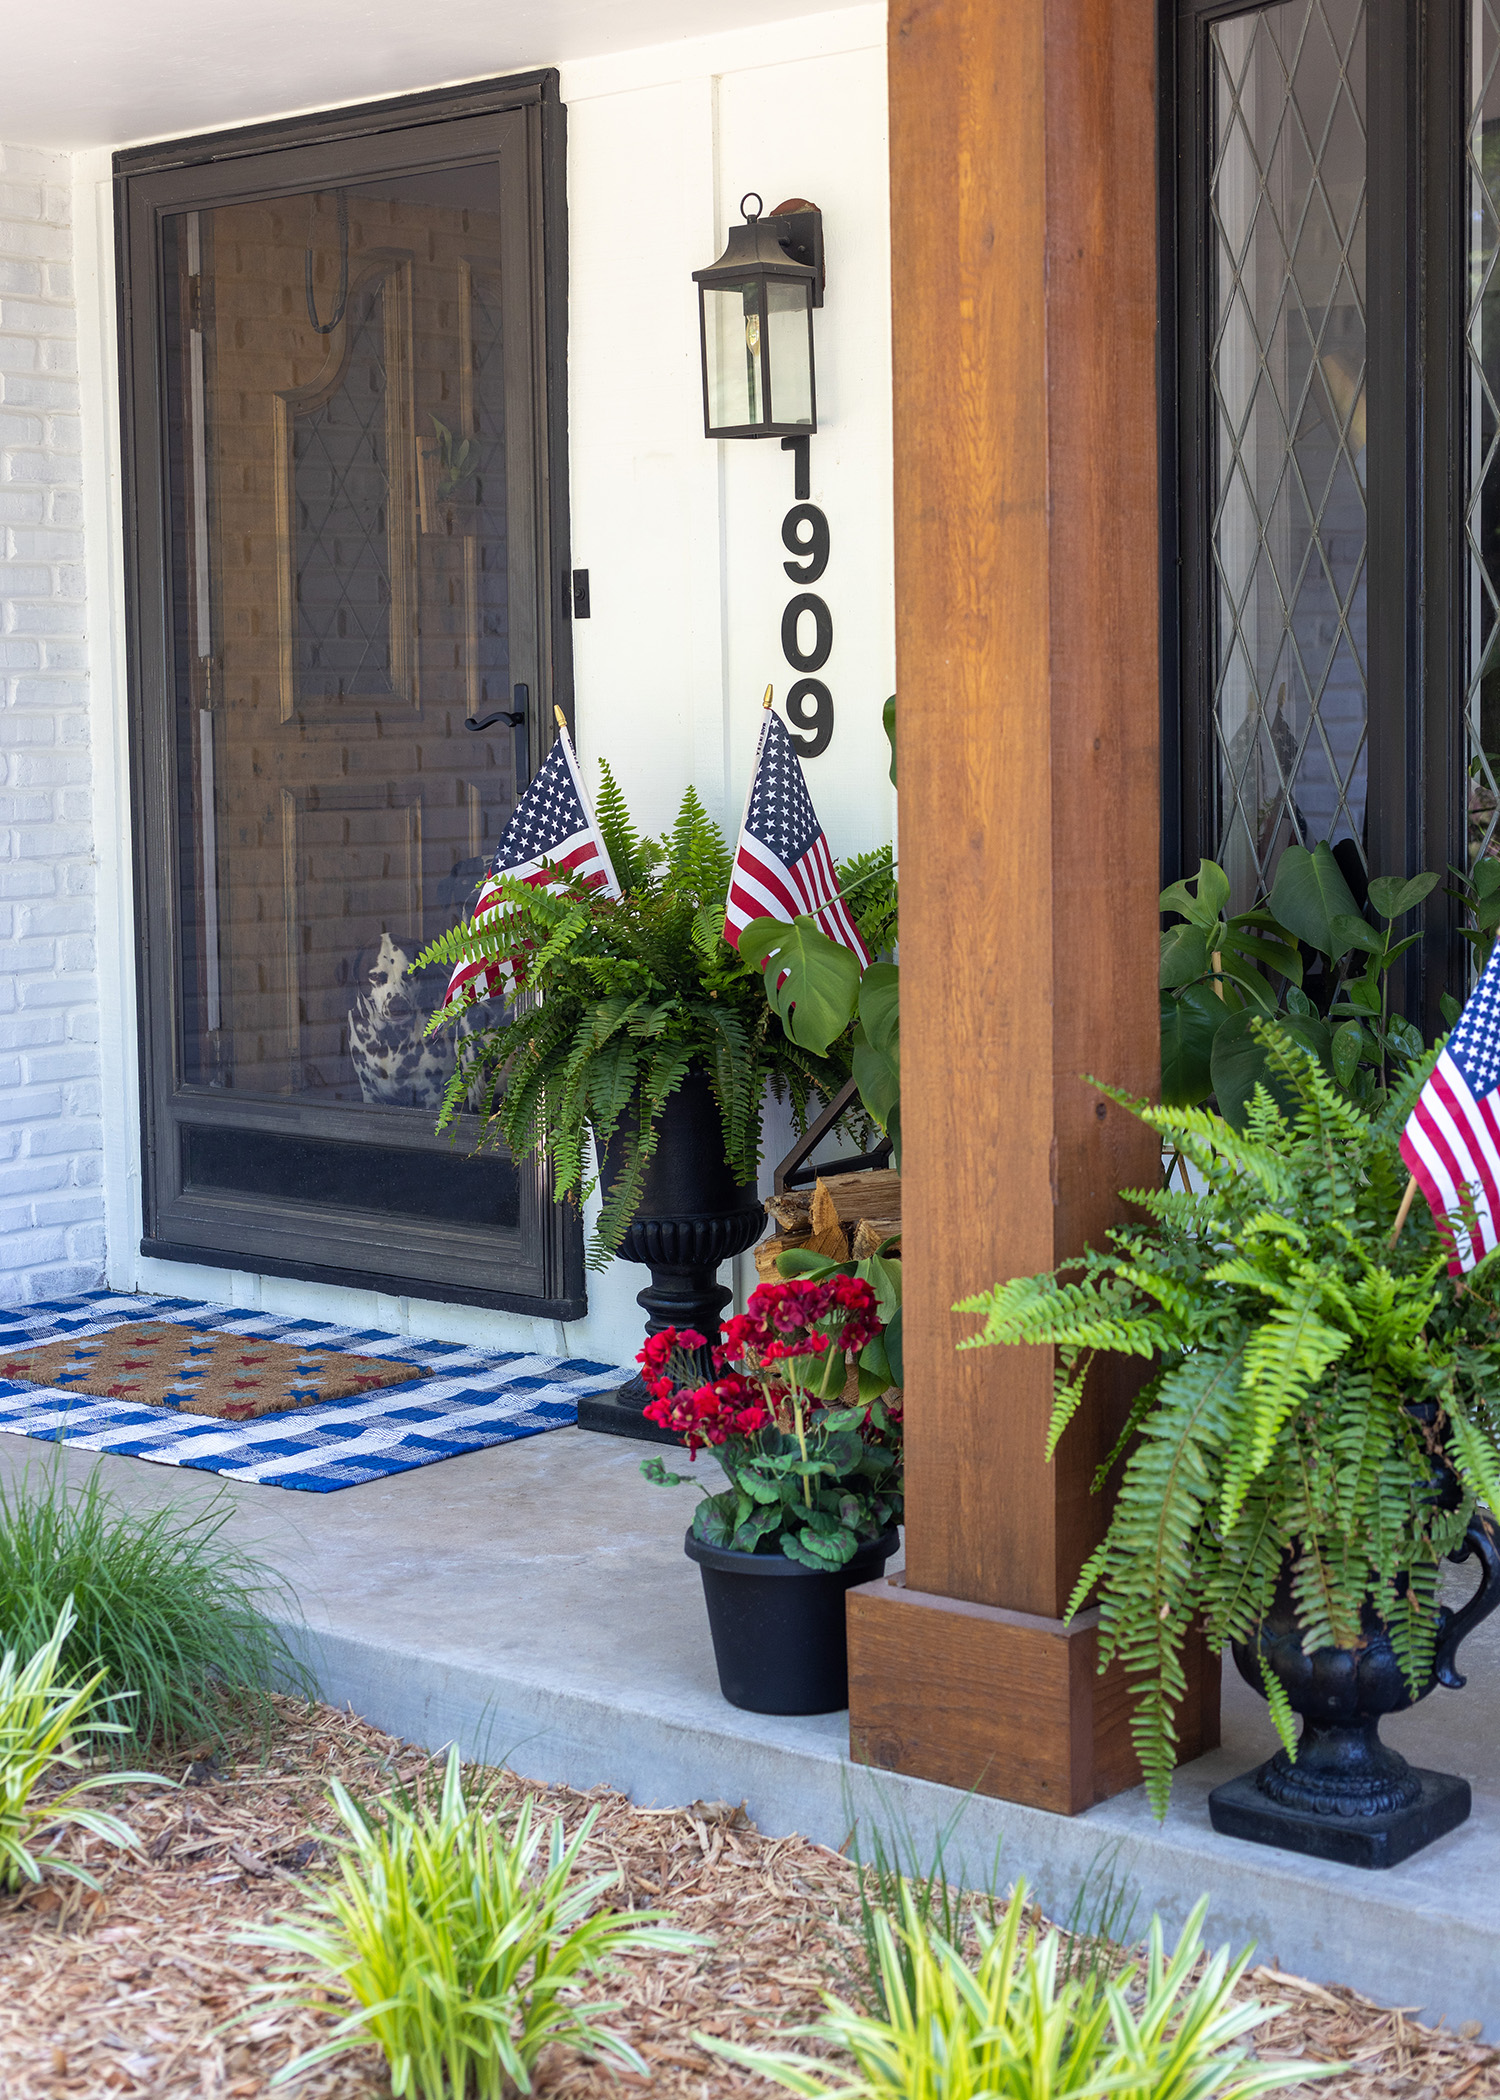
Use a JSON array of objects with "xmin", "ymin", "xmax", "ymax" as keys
[{"xmin": 0, "ymin": 1695, "xmax": 1494, "ymax": 2099}]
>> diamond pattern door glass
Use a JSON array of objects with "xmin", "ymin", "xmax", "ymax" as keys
[
  {"xmin": 1210, "ymin": 0, "xmax": 1368, "ymax": 910},
  {"xmin": 1468, "ymin": 1, "xmax": 1500, "ymax": 873}
]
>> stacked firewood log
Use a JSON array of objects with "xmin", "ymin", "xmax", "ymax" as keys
[{"xmin": 754, "ymin": 1168, "xmax": 901, "ymax": 1280}]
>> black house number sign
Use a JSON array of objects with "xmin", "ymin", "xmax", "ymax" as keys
[{"xmin": 779, "ymin": 436, "xmax": 833, "ymax": 757}]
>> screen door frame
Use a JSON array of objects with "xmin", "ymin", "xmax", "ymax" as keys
[{"xmin": 115, "ymin": 71, "xmax": 584, "ymax": 1317}]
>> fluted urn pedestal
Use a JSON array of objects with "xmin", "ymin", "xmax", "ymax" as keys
[
  {"xmin": 1209, "ymin": 1509, "xmax": 1500, "ymax": 1868},
  {"xmin": 576, "ymin": 1071, "xmax": 765, "ymax": 1445}
]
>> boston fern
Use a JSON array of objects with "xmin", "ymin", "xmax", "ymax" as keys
[
  {"xmin": 957, "ymin": 1024, "xmax": 1500, "ymax": 1817},
  {"xmin": 416, "ymin": 769, "xmax": 880, "ymax": 1267}
]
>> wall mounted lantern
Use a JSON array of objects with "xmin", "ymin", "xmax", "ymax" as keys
[{"xmin": 693, "ymin": 193, "xmax": 824, "ymax": 440}]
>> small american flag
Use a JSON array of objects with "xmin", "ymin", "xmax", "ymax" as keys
[
  {"xmin": 723, "ymin": 711, "xmax": 870, "ymax": 963},
  {"xmin": 1401, "ymin": 943, "xmax": 1500, "ymax": 1272},
  {"xmin": 445, "ymin": 725, "xmax": 620, "ymax": 1010}
]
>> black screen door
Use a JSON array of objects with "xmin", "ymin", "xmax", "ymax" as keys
[{"xmin": 117, "ymin": 75, "xmax": 582, "ymax": 1315}]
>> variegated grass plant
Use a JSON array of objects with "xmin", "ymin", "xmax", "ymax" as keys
[
  {"xmin": 245, "ymin": 1747, "xmax": 702, "ymax": 2098},
  {"xmin": 702, "ymin": 1879, "xmax": 1329, "ymax": 2100},
  {"xmin": 0, "ymin": 1597, "xmax": 159, "ymax": 1891}
]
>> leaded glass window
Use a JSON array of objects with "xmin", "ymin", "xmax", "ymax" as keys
[
  {"xmin": 1209, "ymin": 0, "xmax": 1368, "ymax": 910},
  {"xmin": 1468, "ymin": 2, "xmax": 1500, "ymax": 871}
]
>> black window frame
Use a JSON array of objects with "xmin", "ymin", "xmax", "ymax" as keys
[
  {"xmin": 115, "ymin": 71, "xmax": 585, "ymax": 1318},
  {"xmin": 1162, "ymin": 0, "xmax": 1467, "ymax": 1035}
]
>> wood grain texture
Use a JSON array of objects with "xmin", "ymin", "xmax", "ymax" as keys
[
  {"xmin": 890, "ymin": 0, "xmax": 1162, "ymax": 1619},
  {"xmin": 848, "ymin": 1577, "xmax": 1222, "ymax": 1813}
]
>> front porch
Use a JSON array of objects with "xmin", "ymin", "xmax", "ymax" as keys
[{"xmin": 8, "ymin": 1425, "xmax": 1500, "ymax": 2035}]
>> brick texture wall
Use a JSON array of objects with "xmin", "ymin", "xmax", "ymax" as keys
[{"xmin": 0, "ymin": 144, "xmax": 103, "ymax": 1304}]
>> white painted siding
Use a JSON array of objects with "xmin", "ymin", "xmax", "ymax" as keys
[{"xmin": 0, "ymin": 143, "xmax": 102, "ymax": 1306}]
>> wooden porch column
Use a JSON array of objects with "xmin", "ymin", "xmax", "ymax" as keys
[{"xmin": 845, "ymin": 0, "xmax": 1219, "ymax": 1812}]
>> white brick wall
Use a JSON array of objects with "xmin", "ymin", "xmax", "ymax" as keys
[{"xmin": 0, "ymin": 144, "xmax": 102, "ymax": 1304}]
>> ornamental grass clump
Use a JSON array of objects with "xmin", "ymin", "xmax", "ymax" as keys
[
  {"xmin": 638, "ymin": 1270, "xmax": 902, "ymax": 1568},
  {"xmin": 957, "ymin": 1023, "xmax": 1500, "ymax": 1815},
  {"xmin": 0, "ymin": 1460, "xmax": 306, "ymax": 1756},
  {"xmin": 701, "ymin": 1879, "xmax": 1324, "ymax": 2100},
  {"xmin": 0, "ymin": 1597, "xmax": 158, "ymax": 1892},
  {"xmin": 246, "ymin": 1747, "xmax": 701, "ymax": 2099}
]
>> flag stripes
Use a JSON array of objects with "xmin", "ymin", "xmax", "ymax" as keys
[
  {"xmin": 1401, "ymin": 1048, "xmax": 1500, "ymax": 1272},
  {"xmin": 444, "ymin": 728, "xmax": 620, "ymax": 1010},
  {"xmin": 1401, "ymin": 934, "xmax": 1500, "ymax": 1273},
  {"xmin": 723, "ymin": 711, "xmax": 870, "ymax": 965}
]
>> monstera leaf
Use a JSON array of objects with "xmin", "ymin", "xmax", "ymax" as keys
[
  {"xmin": 851, "ymin": 961, "xmax": 900, "ymax": 1166},
  {"xmin": 738, "ymin": 915, "xmax": 860, "ymax": 1055}
]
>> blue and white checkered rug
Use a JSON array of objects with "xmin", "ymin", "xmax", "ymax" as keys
[{"xmin": 0, "ymin": 1293, "xmax": 625, "ymax": 1493}]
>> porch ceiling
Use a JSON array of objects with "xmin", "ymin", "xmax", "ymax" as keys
[{"xmin": 0, "ymin": 0, "xmax": 869, "ymax": 151}]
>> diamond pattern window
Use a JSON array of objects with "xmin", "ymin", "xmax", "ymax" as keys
[
  {"xmin": 1468, "ymin": 2, "xmax": 1500, "ymax": 873},
  {"xmin": 1209, "ymin": 0, "xmax": 1368, "ymax": 909}
]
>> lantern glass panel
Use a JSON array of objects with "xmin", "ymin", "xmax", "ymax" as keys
[
  {"xmin": 702, "ymin": 280, "xmax": 766, "ymax": 432},
  {"xmin": 765, "ymin": 279, "xmax": 814, "ymax": 427}
]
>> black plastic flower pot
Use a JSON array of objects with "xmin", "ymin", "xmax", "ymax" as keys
[{"xmin": 684, "ymin": 1527, "xmax": 900, "ymax": 1715}]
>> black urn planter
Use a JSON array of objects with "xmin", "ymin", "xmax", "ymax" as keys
[
  {"xmin": 1209, "ymin": 1507, "xmax": 1500, "ymax": 1868},
  {"xmin": 576, "ymin": 1071, "xmax": 766, "ymax": 1444},
  {"xmin": 685, "ymin": 1528, "xmax": 900, "ymax": 1714}
]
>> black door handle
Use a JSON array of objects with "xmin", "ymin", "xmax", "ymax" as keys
[{"xmin": 466, "ymin": 682, "xmax": 529, "ymax": 733}]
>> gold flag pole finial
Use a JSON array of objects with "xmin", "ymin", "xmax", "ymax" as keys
[
  {"xmin": 554, "ymin": 705, "xmax": 567, "ymax": 731},
  {"xmin": 762, "ymin": 684, "xmax": 774, "ymax": 710}
]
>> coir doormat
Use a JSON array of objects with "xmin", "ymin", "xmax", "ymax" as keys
[
  {"xmin": 0, "ymin": 1322, "xmax": 432, "ymax": 1420},
  {"xmin": 0, "ymin": 1293, "xmax": 625, "ymax": 1494}
]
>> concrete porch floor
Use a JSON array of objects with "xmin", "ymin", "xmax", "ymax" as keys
[{"xmin": 3, "ymin": 1425, "xmax": 1500, "ymax": 2033}]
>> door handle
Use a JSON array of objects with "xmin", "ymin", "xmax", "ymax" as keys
[{"xmin": 465, "ymin": 681, "xmax": 529, "ymax": 733}]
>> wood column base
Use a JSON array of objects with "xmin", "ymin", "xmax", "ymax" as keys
[{"xmin": 847, "ymin": 1572, "xmax": 1221, "ymax": 1816}]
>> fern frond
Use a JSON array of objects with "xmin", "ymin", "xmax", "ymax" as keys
[
  {"xmin": 594, "ymin": 760, "xmax": 648, "ymax": 892},
  {"xmin": 955, "ymin": 1275, "xmax": 1169, "ymax": 1359},
  {"xmin": 1259, "ymin": 1652, "xmax": 1299, "ymax": 1761}
]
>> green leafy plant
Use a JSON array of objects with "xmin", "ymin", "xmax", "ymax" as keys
[
  {"xmin": 247, "ymin": 1747, "xmax": 701, "ymax": 2098},
  {"xmin": 428, "ymin": 415, "xmax": 476, "ymax": 501},
  {"xmin": 1446, "ymin": 854, "xmax": 1500, "ymax": 982},
  {"xmin": 1159, "ymin": 845, "xmax": 1435, "ymax": 1118},
  {"xmin": 416, "ymin": 773, "xmax": 883, "ymax": 1266},
  {"xmin": 0, "ymin": 1598, "xmax": 160, "ymax": 1891},
  {"xmin": 0, "ymin": 1460, "xmax": 307, "ymax": 1756},
  {"xmin": 741, "ymin": 699, "xmax": 901, "ymax": 1159},
  {"xmin": 701, "ymin": 1879, "xmax": 1323, "ymax": 2100},
  {"xmin": 956, "ymin": 1025, "xmax": 1500, "ymax": 1814},
  {"xmin": 741, "ymin": 883, "xmax": 900, "ymax": 1162}
]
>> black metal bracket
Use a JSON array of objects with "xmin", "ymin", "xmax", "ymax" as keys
[
  {"xmin": 766, "ymin": 204, "xmax": 825, "ymax": 307},
  {"xmin": 773, "ymin": 1076, "xmax": 893, "ymax": 1194}
]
